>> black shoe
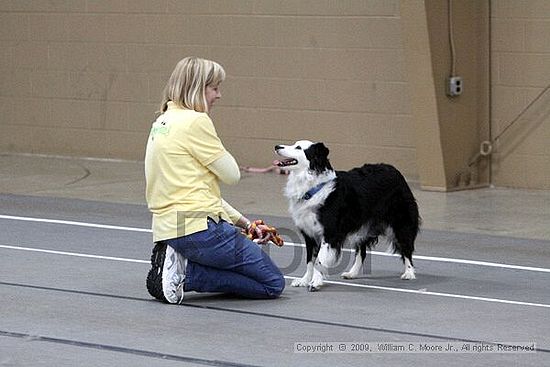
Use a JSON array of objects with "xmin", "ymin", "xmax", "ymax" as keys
[
  {"xmin": 146, "ymin": 242, "xmax": 168, "ymax": 303},
  {"xmin": 146, "ymin": 242, "xmax": 186, "ymax": 304}
]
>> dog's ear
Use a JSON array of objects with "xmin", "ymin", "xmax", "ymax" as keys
[
  {"xmin": 316, "ymin": 142, "xmax": 330, "ymax": 158},
  {"xmin": 305, "ymin": 142, "xmax": 333, "ymax": 173}
]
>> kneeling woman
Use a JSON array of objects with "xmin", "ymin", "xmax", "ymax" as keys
[{"xmin": 145, "ymin": 57, "xmax": 285, "ymax": 304}]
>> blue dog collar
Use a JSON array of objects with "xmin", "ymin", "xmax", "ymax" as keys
[{"xmin": 302, "ymin": 180, "xmax": 331, "ymax": 201}]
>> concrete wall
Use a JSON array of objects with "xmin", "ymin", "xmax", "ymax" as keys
[
  {"xmin": 491, "ymin": 0, "xmax": 550, "ymax": 189},
  {"xmin": 0, "ymin": 0, "xmax": 417, "ymax": 180},
  {"xmin": 401, "ymin": 0, "xmax": 490, "ymax": 191},
  {"xmin": 0, "ymin": 0, "xmax": 548, "ymax": 190}
]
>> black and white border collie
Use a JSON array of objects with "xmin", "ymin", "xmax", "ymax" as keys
[{"xmin": 275, "ymin": 140, "xmax": 420, "ymax": 291}]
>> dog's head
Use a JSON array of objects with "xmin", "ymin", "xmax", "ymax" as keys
[{"xmin": 274, "ymin": 140, "xmax": 333, "ymax": 174}]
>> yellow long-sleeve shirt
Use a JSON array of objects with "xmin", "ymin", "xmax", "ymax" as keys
[{"xmin": 145, "ymin": 102, "xmax": 241, "ymax": 242}]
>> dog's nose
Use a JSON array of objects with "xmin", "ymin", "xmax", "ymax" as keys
[{"xmin": 275, "ymin": 145, "xmax": 283, "ymax": 151}]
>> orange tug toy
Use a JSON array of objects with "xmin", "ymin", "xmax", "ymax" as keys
[{"xmin": 244, "ymin": 220, "xmax": 284, "ymax": 247}]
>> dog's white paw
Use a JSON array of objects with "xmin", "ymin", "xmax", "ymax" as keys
[
  {"xmin": 307, "ymin": 284, "xmax": 321, "ymax": 292},
  {"xmin": 401, "ymin": 259, "xmax": 416, "ymax": 280},
  {"xmin": 307, "ymin": 271, "xmax": 324, "ymax": 291},
  {"xmin": 341, "ymin": 271, "xmax": 359, "ymax": 279},
  {"xmin": 400, "ymin": 268, "xmax": 416, "ymax": 280},
  {"xmin": 291, "ymin": 277, "xmax": 310, "ymax": 287},
  {"xmin": 317, "ymin": 242, "xmax": 338, "ymax": 268},
  {"xmin": 307, "ymin": 280, "xmax": 323, "ymax": 292}
]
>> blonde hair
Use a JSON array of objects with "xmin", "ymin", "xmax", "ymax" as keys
[{"xmin": 160, "ymin": 57, "xmax": 226, "ymax": 113}]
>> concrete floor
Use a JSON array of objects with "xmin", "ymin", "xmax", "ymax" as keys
[
  {"xmin": 2, "ymin": 153, "xmax": 549, "ymax": 240},
  {"xmin": 1, "ymin": 153, "xmax": 549, "ymax": 366}
]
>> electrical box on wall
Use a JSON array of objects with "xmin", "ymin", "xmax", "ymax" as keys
[{"xmin": 447, "ymin": 76, "xmax": 463, "ymax": 97}]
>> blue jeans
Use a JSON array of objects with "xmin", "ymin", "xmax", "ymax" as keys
[{"xmin": 166, "ymin": 219, "xmax": 285, "ymax": 299}]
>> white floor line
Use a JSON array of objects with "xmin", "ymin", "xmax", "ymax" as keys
[
  {"xmin": 0, "ymin": 214, "xmax": 152, "ymax": 233},
  {"xmin": 0, "ymin": 244, "xmax": 149, "ymax": 264},
  {"xmin": 283, "ymin": 242, "xmax": 550, "ymax": 273},
  {"xmin": 2, "ymin": 214, "xmax": 550, "ymax": 274},
  {"xmin": 284, "ymin": 276, "xmax": 550, "ymax": 309},
  {"xmin": 1, "ymin": 243, "xmax": 549, "ymax": 309}
]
